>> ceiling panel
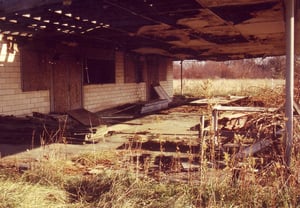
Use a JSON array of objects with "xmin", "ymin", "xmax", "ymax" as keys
[{"xmin": 0, "ymin": 0, "xmax": 293, "ymax": 60}]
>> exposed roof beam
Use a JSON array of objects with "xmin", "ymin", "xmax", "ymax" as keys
[{"xmin": 103, "ymin": 0, "xmax": 202, "ymax": 55}]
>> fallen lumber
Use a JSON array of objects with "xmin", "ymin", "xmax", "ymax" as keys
[
  {"xmin": 0, "ymin": 113, "xmax": 100, "ymax": 145},
  {"xmin": 190, "ymin": 96, "xmax": 248, "ymax": 105},
  {"xmin": 141, "ymin": 99, "xmax": 169, "ymax": 114},
  {"xmin": 236, "ymin": 139, "xmax": 273, "ymax": 158},
  {"xmin": 153, "ymin": 85, "xmax": 172, "ymax": 102},
  {"xmin": 213, "ymin": 105, "xmax": 278, "ymax": 113},
  {"xmin": 67, "ymin": 108, "xmax": 100, "ymax": 127}
]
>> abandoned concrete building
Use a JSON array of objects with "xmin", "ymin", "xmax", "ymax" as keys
[
  {"xmin": 0, "ymin": 0, "xmax": 299, "ymax": 162},
  {"xmin": 0, "ymin": 0, "xmax": 298, "ymax": 116}
]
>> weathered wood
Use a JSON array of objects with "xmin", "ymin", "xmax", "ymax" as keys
[
  {"xmin": 191, "ymin": 96, "xmax": 248, "ymax": 105},
  {"xmin": 213, "ymin": 105, "xmax": 278, "ymax": 113},
  {"xmin": 0, "ymin": 0, "xmax": 290, "ymax": 61},
  {"xmin": 293, "ymin": 100, "xmax": 300, "ymax": 115},
  {"xmin": 236, "ymin": 139, "xmax": 273, "ymax": 158},
  {"xmin": 51, "ymin": 58, "xmax": 83, "ymax": 113},
  {"xmin": 67, "ymin": 108, "xmax": 100, "ymax": 127},
  {"xmin": 0, "ymin": 113, "xmax": 98, "ymax": 144},
  {"xmin": 100, "ymin": 115, "xmax": 135, "ymax": 120},
  {"xmin": 153, "ymin": 85, "xmax": 172, "ymax": 102},
  {"xmin": 21, "ymin": 49, "xmax": 50, "ymax": 91},
  {"xmin": 111, "ymin": 105, "xmax": 137, "ymax": 115},
  {"xmin": 141, "ymin": 99, "xmax": 169, "ymax": 114}
]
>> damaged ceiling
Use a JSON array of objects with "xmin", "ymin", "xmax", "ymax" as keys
[{"xmin": 0, "ymin": 0, "xmax": 297, "ymax": 60}]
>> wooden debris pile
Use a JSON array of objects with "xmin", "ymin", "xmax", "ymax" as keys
[
  {"xmin": 117, "ymin": 108, "xmax": 285, "ymax": 175},
  {"xmin": 0, "ymin": 112, "xmax": 100, "ymax": 144},
  {"xmin": 117, "ymin": 137, "xmax": 201, "ymax": 175},
  {"xmin": 215, "ymin": 110, "xmax": 285, "ymax": 169}
]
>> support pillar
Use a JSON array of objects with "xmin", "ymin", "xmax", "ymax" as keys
[
  {"xmin": 180, "ymin": 60, "xmax": 183, "ymax": 96},
  {"xmin": 285, "ymin": 0, "xmax": 295, "ymax": 167}
]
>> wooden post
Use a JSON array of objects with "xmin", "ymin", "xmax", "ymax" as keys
[{"xmin": 199, "ymin": 115, "xmax": 205, "ymax": 139}]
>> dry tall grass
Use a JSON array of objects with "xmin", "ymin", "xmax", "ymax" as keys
[
  {"xmin": 0, "ymin": 145, "xmax": 299, "ymax": 207},
  {"xmin": 174, "ymin": 78, "xmax": 284, "ymax": 97}
]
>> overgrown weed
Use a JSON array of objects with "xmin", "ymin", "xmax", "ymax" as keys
[
  {"xmin": 0, "ymin": 146, "xmax": 299, "ymax": 207},
  {"xmin": 174, "ymin": 79, "xmax": 284, "ymax": 99}
]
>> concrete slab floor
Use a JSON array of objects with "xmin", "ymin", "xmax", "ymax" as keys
[
  {"xmin": 0, "ymin": 110, "xmax": 202, "ymax": 163},
  {"xmin": 107, "ymin": 112, "xmax": 201, "ymax": 136}
]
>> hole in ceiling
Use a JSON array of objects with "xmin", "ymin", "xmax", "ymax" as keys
[
  {"xmin": 211, "ymin": 2, "xmax": 278, "ymax": 25},
  {"xmin": 9, "ymin": 19, "xmax": 18, "ymax": 23},
  {"xmin": 33, "ymin": 17, "xmax": 41, "ymax": 21},
  {"xmin": 55, "ymin": 10, "xmax": 63, "ymax": 14},
  {"xmin": 22, "ymin": 14, "xmax": 31, "ymax": 18}
]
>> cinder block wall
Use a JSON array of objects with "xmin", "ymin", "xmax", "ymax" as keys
[
  {"xmin": 160, "ymin": 59, "xmax": 173, "ymax": 97},
  {"xmin": 83, "ymin": 51, "xmax": 147, "ymax": 112},
  {"xmin": 0, "ymin": 50, "xmax": 173, "ymax": 115},
  {"xmin": 0, "ymin": 52, "xmax": 50, "ymax": 116}
]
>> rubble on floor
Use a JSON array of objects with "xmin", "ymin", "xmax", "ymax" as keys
[
  {"xmin": 115, "ymin": 97, "xmax": 286, "ymax": 176},
  {"xmin": 0, "ymin": 95, "xmax": 289, "ymax": 182},
  {"xmin": 0, "ymin": 111, "xmax": 104, "ymax": 144},
  {"xmin": 98, "ymin": 85, "xmax": 172, "ymax": 123}
]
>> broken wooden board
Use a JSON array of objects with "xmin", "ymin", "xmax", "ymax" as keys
[
  {"xmin": 100, "ymin": 115, "xmax": 135, "ymax": 120},
  {"xmin": 153, "ymin": 85, "xmax": 172, "ymax": 102},
  {"xmin": 213, "ymin": 105, "xmax": 278, "ymax": 113},
  {"xmin": 141, "ymin": 99, "xmax": 169, "ymax": 114},
  {"xmin": 293, "ymin": 100, "xmax": 300, "ymax": 115},
  {"xmin": 190, "ymin": 96, "xmax": 248, "ymax": 105},
  {"xmin": 236, "ymin": 139, "xmax": 273, "ymax": 158},
  {"xmin": 67, "ymin": 108, "xmax": 100, "ymax": 127},
  {"xmin": 0, "ymin": 113, "xmax": 95, "ymax": 145}
]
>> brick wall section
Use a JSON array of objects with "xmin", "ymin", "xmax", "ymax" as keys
[
  {"xmin": 160, "ymin": 59, "xmax": 173, "ymax": 97},
  {"xmin": 115, "ymin": 51, "xmax": 124, "ymax": 84},
  {"xmin": 0, "ymin": 50, "xmax": 173, "ymax": 116},
  {"xmin": 84, "ymin": 53, "xmax": 173, "ymax": 112},
  {"xmin": 0, "ymin": 52, "xmax": 50, "ymax": 116},
  {"xmin": 84, "ymin": 83, "xmax": 146, "ymax": 112},
  {"xmin": 84, "ymin": 51, "xmax": 147, "ymax": 112}
]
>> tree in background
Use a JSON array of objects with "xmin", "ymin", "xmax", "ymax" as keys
[{"xmin": 173, "ymin": 56, "xmax": 286, "ymax": 79}]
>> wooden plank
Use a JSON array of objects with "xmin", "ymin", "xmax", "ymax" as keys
[
  {"xmin": 190, "ymin": 96, "xmax": 248, "ymax": 105},
  {"xmin": 21, "ymin": 48, "xmax": 50, "ymax": 91},
  {"xmin": 143, "ymin": 99, "xmax": 169, "ymax": 107},
  {"xmin": 67, "ymin": 108, "xmax": 100, "ymax": 127},
  {"xmin": 69, "ymin": 61, "xmax": 83, "ymax": 110},
  {"xmin": 141, "ymin": 99, "xmax": 169, "ymax": 114},
  {"xmin": 52, "ymin": 57, "xmax": 82, "ymax": 112},
  {"xmin": 213, "ymin": 105, "xmax": 278, "ymax": 113},
  {"xmin": 293, "ymin": 100, "xmax": 300, "ymax": 115},
  {"xmin": 153, "ymin": 85, "xmax": 172, "ymax": 102},
  {"xmin": 100, "ymin": 115, "xmax": 134, "ymax": 119},
  {"xmin": 236, "ymin": 139, "xmax": 273, "ymax": 158}
]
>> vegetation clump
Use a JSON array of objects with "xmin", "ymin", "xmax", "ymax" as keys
[{"xmin": 0, "ymin": 147, "xmax": 299, "ymax": 207}]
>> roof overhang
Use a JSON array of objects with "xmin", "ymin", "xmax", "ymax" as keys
[{"xmin": 0, "ymin": 0, "xmax": 298, "ymax": 60}]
